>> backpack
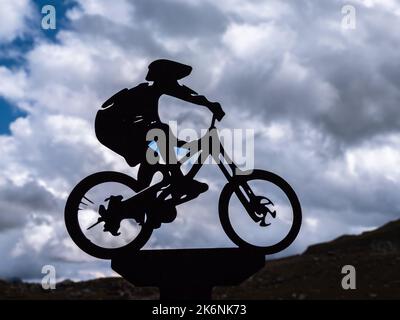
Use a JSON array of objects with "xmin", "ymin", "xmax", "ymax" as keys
[
  {"xmin": 95, "ymin": 84, "xmax": 151, "ymax": 167},
  {"xmin": 101, "ymin": 83, "xmax": 149, "ymax": 115}
]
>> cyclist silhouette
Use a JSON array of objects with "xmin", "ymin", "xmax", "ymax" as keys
[
  {"xmin": 95, "ymin": 59, "xmax": 225, "ymax": 199},
  {"xmin": 66, "ymin": 60, "xmax": 302, "ymax": 255}
]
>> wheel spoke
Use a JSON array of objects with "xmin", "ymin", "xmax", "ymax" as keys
[
  {"xmin": 83, "ymin": 196, "xmax": 94, "ymax": 204},
  {"xmin": 87, "ymin": 218, "xmax": 103, "ymax": 230}
]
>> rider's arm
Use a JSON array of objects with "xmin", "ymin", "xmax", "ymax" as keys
[
  {"xmin": 165, "ymin": 84, "xmax": 225, "ymax": 120},
  {"xmin": 167, "ymin": 84, "xmax": 212, "ymax": 108}
]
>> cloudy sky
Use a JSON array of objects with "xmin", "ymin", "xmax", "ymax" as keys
[{"xmin": 1, "ymin": 0, "xmax": 400, "ymax": 281}]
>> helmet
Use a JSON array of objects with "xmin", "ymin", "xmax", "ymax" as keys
[{"xmin": 145, "ymin": 59, "xmax": 192, "ymax": 81}]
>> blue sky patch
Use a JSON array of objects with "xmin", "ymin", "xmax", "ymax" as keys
[
  {"xmin": 0, "ymin": 98, "xmax": 27, "ymax": 135},
  {"xmin": 0, "ymin": 1, "xmax": 75, "ymax": 134}
]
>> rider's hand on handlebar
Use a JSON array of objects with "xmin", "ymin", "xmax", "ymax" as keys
[{"xmin": 210, "ymin": 102, "xmax": 225, "ymax": 121}]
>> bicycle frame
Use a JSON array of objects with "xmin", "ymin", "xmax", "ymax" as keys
[
  {"xmin": 178, "ymin": 117, "xmax": 240, "ymax": 183},
  {"xmin": 179, "ymin": 117, "xmax": 264, "ymax": 224},
  {"xmin": 111, "ymin": 116, "xmax": 264, "ymax": 226}
]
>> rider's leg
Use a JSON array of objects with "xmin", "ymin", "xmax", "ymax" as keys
[
  {"xmin": 137, "ymin": 161, "xmax": 160, "ymax": 190},
  {"xmin": 152, "ymin": 122, "xmax": 184, "ymax": 177},
  {"xmin": 151, "ymin": 122, "xmax": 209, "ymax": 197}
]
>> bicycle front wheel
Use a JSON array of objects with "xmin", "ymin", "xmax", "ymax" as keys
[{"xmin": 219, "ymin": 170, "xmax": 302, "ymax": 254}]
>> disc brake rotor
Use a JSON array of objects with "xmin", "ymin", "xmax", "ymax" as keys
[{"xmin": 253, "ymin": 196, "xmax": 277, "ymax": 226}]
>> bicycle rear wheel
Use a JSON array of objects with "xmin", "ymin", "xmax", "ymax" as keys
[{"xmin": 65, "ymin": 171, "xmax": 153, "ymax": 259}]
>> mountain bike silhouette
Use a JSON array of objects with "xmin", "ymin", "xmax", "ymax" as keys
[{"xmin": 64, "ymin": 60, "xmax": 302, "ymax": 259}]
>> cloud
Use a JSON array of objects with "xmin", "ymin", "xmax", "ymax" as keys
[
  {"xmin": 0, "ymin": 66, "xmax": 27, "ymax": 100},
  {"xmin": 0, "ymin": 0, "xmax": 400, "ymax": 280},
  {"xmin": 0, "ymin": 181, "xmax": 59, "ymax": 231},
  {"xmin": 217, "ymin": 0, "xmax": 400, "ymax": 145},
  {"xmin": 0, "ymin": 0, "xmax": 35, "ymax": 43}
]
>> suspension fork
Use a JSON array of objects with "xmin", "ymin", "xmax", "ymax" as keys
[
  {"xmin": 182, "ymin": 127, "xmax": 261, "ymax": 223},
  {"xmin": 215, "ymin": 140, "xmax": 261, "ymax": 223}
]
